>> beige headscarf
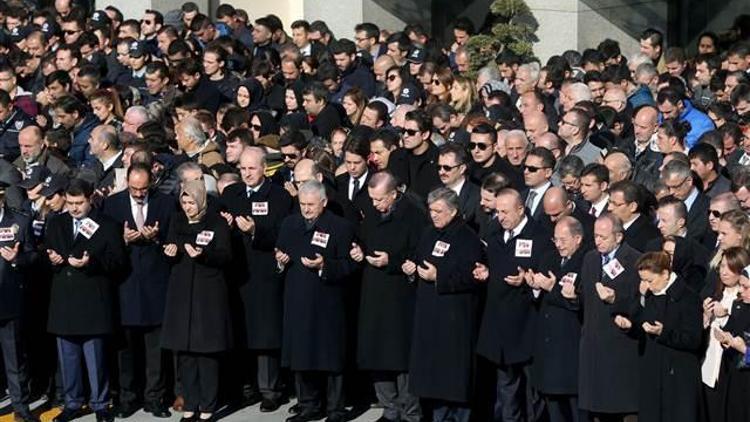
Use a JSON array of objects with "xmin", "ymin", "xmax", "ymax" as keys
[{"xmin": 180, "ymin": 180, "xmax": 207, "ymax": 223}]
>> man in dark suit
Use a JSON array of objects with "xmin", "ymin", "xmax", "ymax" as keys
[
  {"xmin": 569, "ymin": 214, "xmax": 642, "ymax": 422},
  {"xmin": 275, "ymin": 180, "xmax": 359, "ymax": 422},
  {"xmin": 522, "ymin": 147, "xmax": 555, "ymax": 225},
  {"xmin": 221, "ymin": 148, "xmax": 294, "ymax": 412},
  {"xmin": 87, "ymin": 125, "xmax": 124, "ymax": 192},
  {"xmin": 607, "ymin": 180, "xmax": 659, "ymax": 251},
  {"xmin": 661, "ymin": 159, "xmax": 710, "ymax": 242},
  {"xmin": 527, "ymin": 216, "xmax": 588, "ymax": 422},
  {"xmin": 102, "ymin": 163, "xmax": 175, "ymax": 418},
  {"xmin": 44, "ymin": 179, "xmax": 127, "ymax": 422},
  {"xmin": 0, "ymin": 181, "xmax": 40, "ymax": 422},
  {"xmin": 475, "ymin": 188, "xmax": 553, "ymax": 422},
  {"xmin": 437, "ymin": 143, "xmax": 480, "ymax": 229},
  {"xmin": 542, "ymin": 186, "xmax": 595, "ymax": 248},
  {"xmin": 335, "ymin": 136, "xmax": 372, "ymax": 219},
  {"xmin": 350, "ymin": 171, "xmax": 428, "ymax": 422}
]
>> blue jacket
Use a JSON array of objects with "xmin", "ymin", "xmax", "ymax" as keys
[
  {"xmin": 69, "ymin": 113, "xmax": 99, "ymax": 168},
  {"xmin": 680, "ymin": 100, "xmax": 714, "ymax": 149},
  {"xmin": 627, "ymin": 85, "xmax": 655, "ymax": 110}
]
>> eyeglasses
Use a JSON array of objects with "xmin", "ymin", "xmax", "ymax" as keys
[
  {"xmin": 432, "ymin": 79, "xmax": 441, "ymax": 86},
  {"xmin": 387, "ymin": 74, "xmax": 398, "ymax": 82},
  {"xmin": 403, "ymin": 128, "xmax": 420, "ymax": 136},
  {"xmin": 437, "ymin": 164, "xmax": 461, "ymax": 172},
  {"xmin": 710, "ymin": 209, "xmax": 722, "ymax": 218},
  {"xmin": 666, "ymin": 176, "xmax": 689, "ymax": 191},
  {"xmin": 469, "ymin": 142, "xmax": 490, "ymax": 151},
  {"xmin": 560, "ymin": 119, "xmax": 577, "ymax": 127},
  {"xmin": 283, "ymin": 153, "xmax": 299, "ymax": 160},
  {"xmin": 251, "ymin": 124, "xmax": 263, "ymax": 131},
  {"xmin": 524, "ymin": 165, "xmax": 549, "ymax": 173}
]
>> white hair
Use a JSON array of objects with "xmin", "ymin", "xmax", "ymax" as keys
[
  {"xmin": 506, "ymin": 129, "xmax": 529, "ymax": 147},
  {"xmin": 179, "ymin": 116, "xmax": 207, "ymax": 147},
  {"xmin": 568, "ymin": 82, "xmax": 592, "ymax": 103},
  {"xmin": 124, "ymin": 106, "xmax": 150, "ymax": 124},
  {"xmin": 518, "ymin": 62, "xmax": 541, "ymax": 83},
  {"xmin": 629, "ymin": 52, "xmax": 652, "ymax": 69},
  {"xmin": 298, "ymin": 180, "xmax": 327, "ymax": 201}
]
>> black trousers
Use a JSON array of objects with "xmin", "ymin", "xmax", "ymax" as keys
[
  {"xmin": 295, "ymin": 371, "xmax": 344, "ymax": 417},
  {"xmin": 118, "ymin": 325, "xmax": 167, "ymax": 406},
  {"xmin": 0, "ymin": 318, "xmax": 31, "ymax": 412},
  {"xmin": 178, "ymin": 352, "xmax": 220, "ymax": 413},
  {"xmin": 255, "ymin": 350, "xmax": 282, "ymax": 401}
]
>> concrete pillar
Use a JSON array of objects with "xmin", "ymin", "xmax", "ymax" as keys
[{"xmin": 526, "ymin": 0, "xmax": 579, "ymax": 63}]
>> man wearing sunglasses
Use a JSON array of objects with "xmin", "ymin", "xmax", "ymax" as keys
[
  {"xmin": 559, "ymin": 108, "xmax": 604, "ymax": 165},
  {"xmin": 468, "ymin": 123, "xmax": 524, "ymax": 190},
  {"xmin": 704, "ymin": 192, "xmax": 740, "ymax": 249},
  {"xmin": 387, "ymin": 110, "xmax": 440, "ymax": 202},
  {"xmin": 522, "ymin": 147, "xmax": 555, "ymax": 223},
  {"xmin": 438, "ymin": 143, "xmax": 479, "ymax": 229}
]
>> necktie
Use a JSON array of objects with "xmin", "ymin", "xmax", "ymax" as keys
[
  {"xmin": 561, "ymin": 257, "xmax": 568, "ymax": 267},
  {"xmin": 135, "ymin": 201, "xmax": 145, "ymax": 230},
  {"xmin": 351, "ymin": 178, "xmax": 360, "ymax": 200},
  {"xmin": 525, "ymin": 191, "xmax": 536, "ymax": 210},
  {"xmin": 73, "ymin": 219, "xmax": 81, "ymax": 238},
  {"xmin": 589, "ymin": 205, "xmax": 596, "ymax": 216},
  {"xmin": 602, "ymin": 254, "xmax": 611, "ymax": 266},
  {"xmin": 505, "ymin": 229, "xmax": 514, "ymax": 244}
]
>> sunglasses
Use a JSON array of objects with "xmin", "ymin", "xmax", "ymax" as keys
[
  {"xmin": 387, "ymin": 74, "xmax": 398, "ymax": 82},
  {"xmin": 142, "ymin": 20, "xmax": 153, "ymax": 25},
  {"xmin": 438, "ymin": 164, "xmax": 461, "ymax": 172},
  {"xmin": 524, "ymin": 165, "xmax": 549, "ymax": 173},
  {"xmin": 403, "ymin": 128, "xmax": 420, "ymax": 136},
  {"xmin": 709, "ymin": 209, "xmax": 722, "ymax": 218},
  {"xmin": 469, "ymin": 142, "xmax": 490, "ymax": 151},
  {"xmin": 251, "ymin": 124, "xmax": 263, "ymax": 131},
  {"xmin": 283, "ymin": 153, "xmax": 299, "ymax": 160},
  {"xmin": 432, "ymin": 79, "xmax": 441, "ymax": 86},
  {"xmin": 63, "ymin": 30, "xmax": 79, "ymax": 35}
]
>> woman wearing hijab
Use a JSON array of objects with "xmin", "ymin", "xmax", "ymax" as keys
[
  {"xmin": 161, "ymin": 180, "xmax": 233, "ymax": 422},
  {"xmin": 235, "ymin": 78, "xmax": 266, "ymax": 113},
  {"xmin": 250, "ymin": 110, "xmax": 282, "ymax": 150},
  {"xmin": 280, "ymin": 85, "xmax": 310, "ymax": 132}
]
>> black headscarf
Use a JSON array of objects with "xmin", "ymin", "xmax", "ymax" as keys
[{"xmin": 237, "ymin": 78, "xmax": 266, "ymax": 112}]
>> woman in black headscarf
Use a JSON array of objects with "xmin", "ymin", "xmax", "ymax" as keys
[
  {"xmin": 235, "ymin": 78, "xmax": 266, "ymax": 113},
  {"xmin": 280, "ymin": 85, "xmax": 310, "ymax": 132}
]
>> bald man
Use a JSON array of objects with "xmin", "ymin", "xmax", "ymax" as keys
[
  {"xmin": 15, "ymin": 126, "xmax": 70, "ymax": 175},
  {"xmin": 603, "ymin": 151, "xmax": 632, "ymax": 184},
  {"xmin": 602, "ymin": 87, "xmax": 628, "ymax": 113},
  {"xmin": 631, "ymin": 106, "xmax": 663, "ymax": 192},
  {"xmin": 374, "ymin": 55, "xmax": 396, "ymax": 94},
  {"xmin": 542, "ymin": 186, "xmax": 595, "ymax": 247},
  {"xmin": 524, "ymin": 111, "xmax": 549, "ymax": 143},
  {"xmin": 220, "ymin": 147, "xmax": 294, "ymax": 411}
]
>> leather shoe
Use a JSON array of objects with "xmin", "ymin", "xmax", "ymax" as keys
[
  {"xmin": 52, "ymin": 408, "xmax": 85, "ymax": 422},
  {"xmin": 114, "ymin": 403, "xmax": 139, "ymax": 418},
  {"xmin": 325, "ymin": 413, "xmax": 346, "ymax": 422},
  {"xmin": 95, "ymin": 409, "xmax": 114, "ymax": 422},
  {"xmin": 180, "ymin": 416, "xmax": 196, "ymax": 422},
  {"xmin": 144, "ymin": 402, "xmax": 171, "ymax": 418},
  {"xmin": 13, "ymin": 409, "xmax": 40, "ymax": 422},
  {"xmin": 260, "ymin": 398, "xmax": 282, "ymax": 412},
  {"xmin": 289, "ymin": 403, "xmax": 301, "ymax": 414},
  {"xmin": 242, "ymin": 392, "xmax": 262, "ymax": 407},
  {"xmin": 375, "ymin": 417, "xmax": 396, "ymax": 422},
  {"xmin": 286, "ymin": 411, "xmax": 325, "ymax": 422}
]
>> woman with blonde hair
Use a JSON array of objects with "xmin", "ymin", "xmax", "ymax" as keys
[
  {"xmin": 449, "ymin": 75, "xmax": 477, "ymax": 116},
  {"xmin": 89, "ymin": 88, "xmax": 124, "ymax": 131}
]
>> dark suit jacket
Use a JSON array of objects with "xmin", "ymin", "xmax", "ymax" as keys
[
  {"xmin": 624, "ymin": 214, "xmax": 659, "ymax": 251},
  {"xmin": 0, "ymin": 208, "xmax": 35, "ymax": 320},
  {"xmin": 102, "ymin": 190, "xmax": 176, "ymax": 326},
  {"xmin": 92, "ymin": 153, "xmax": 124, "ymax": 191},
  {"xmin": 522, "ymin": 184, "xmax": 552, "ymax": 226},
  {"xmin": 335, "ymin": 171, "xmax": 374, "ymax": 219},
  {"xmin": 456, "ymin": 180, "xmax": 481, "ymax": 230},
  {"xmin": 311, "ymin": 103, "xmax": 343, "ymax": 140},
  {"xmin": 686, "ymin": 191, "xmax": 710, "ymax": 242},
  {"xmin": 44, "ymin": 209, "xmax": 127, "ymax": 335},
  {"xmin": 477, "ymin": 217, "xmax": 554, "ymax": 365}
]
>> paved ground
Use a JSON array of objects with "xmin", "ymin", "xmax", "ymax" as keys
[{"xmin": 0, "ymin": 398, "xmax": 383, "ymax": 421}]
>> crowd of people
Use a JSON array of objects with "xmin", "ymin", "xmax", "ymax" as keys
[{"xmin": 1, "ymin": 1, "xmax": 750, "ymax": 422}]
